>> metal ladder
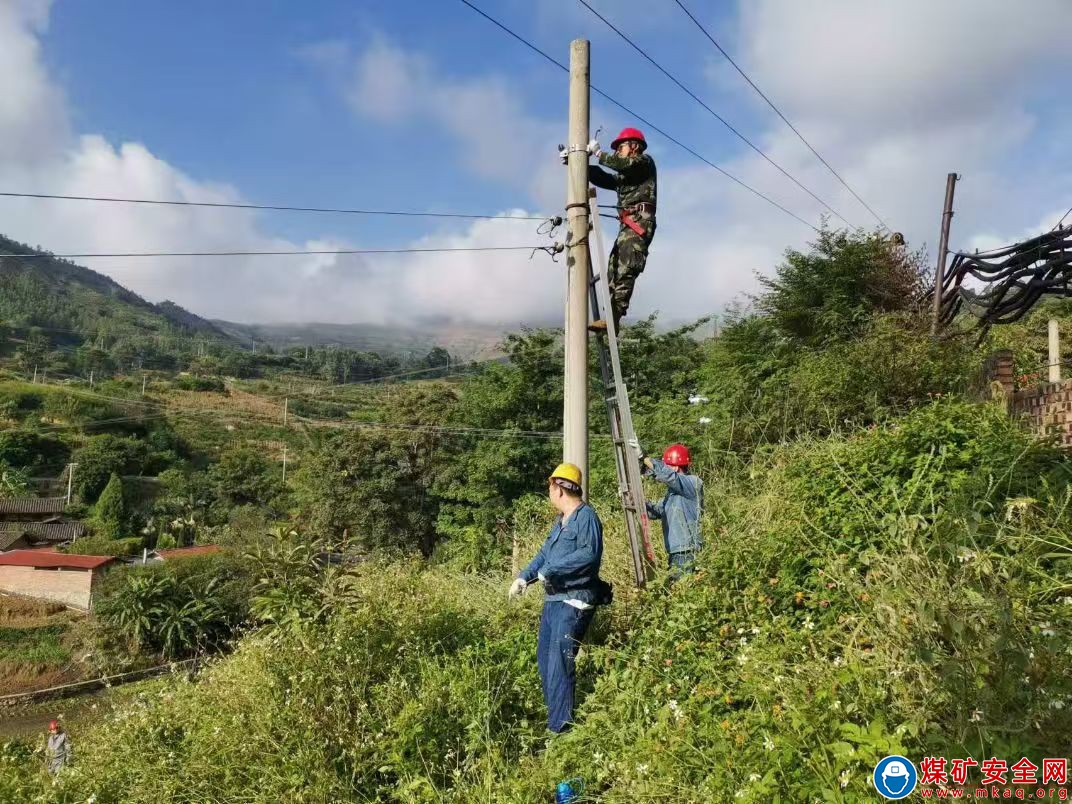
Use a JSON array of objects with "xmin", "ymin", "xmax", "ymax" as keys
[{"xmin": 586, "ymin": 190, "xmax": 655, "ymax": 587}]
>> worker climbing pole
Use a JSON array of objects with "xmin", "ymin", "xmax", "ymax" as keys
[{"xmin": 587, "ymin": 127, "xmax": 658, "ymax": 333}]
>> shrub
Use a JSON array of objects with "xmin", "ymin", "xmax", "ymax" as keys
[
  {"xmin": 63, "ymin": 536, "xmax": 144, "ymax": 557},
  {"xmin": 174, "ymin": 374, "xmax": 226, "ymax": 393}
]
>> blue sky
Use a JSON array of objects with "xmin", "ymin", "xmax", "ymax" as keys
[{"xmin": 2, "ymin": 0, "xmax": 1071, "ymax": 326}]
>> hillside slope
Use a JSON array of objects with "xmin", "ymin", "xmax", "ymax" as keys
[{"xmin": 0, "ymin": 234, "xmax": 232, "ymax": 342}]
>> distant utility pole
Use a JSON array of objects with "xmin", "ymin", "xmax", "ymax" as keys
[
  {"xmin": 65, "ymin": 463, "xmax": 77, "ymax": 504},
  {"xmin": 283, "ymin": 397, "xmax": 289, "ymax": 427},
  {"xmin": 141, "ymin": 374, "xmax": 147, "ymax": 396},
  {"xmin": 932, "ymin": 172, "xmax": 959, "ymax": 336},
  {"xmin": 563, "ymin": 38, "xmax": 591, "ymax": 489},
  {"xmin": 281, "ymin": 446, "xmax": 288, "ymax": 485},
  {"xmin": 32, "ymin": 365, "xmax": 38, "ymax": 384},
  {"xmin": 89, "ymin": 370, "xmax": 94, "ymax": 386}
]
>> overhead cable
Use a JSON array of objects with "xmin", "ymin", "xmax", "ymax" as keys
[
  {"xmin": 672, "ymin": 0, "xmax": 890, "ymax": 231},
  {"xmin": 0, "ymin": 191, "xmax": 551, "ymax": 222},
  {"xmin": 576, "ymin": 0, "xmax": 850, "ymax": 226},
  {"xmin": 3, "ymin": 245, "xmax": 555, "ymax": 259},
  {"xmin": 455, "ymin": 0, "xmax": 820, "ymax": 233}
]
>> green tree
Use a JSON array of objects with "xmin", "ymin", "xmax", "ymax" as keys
[
  {"xmin": 295, "ymin": 385, "xmax": 458, "ymax": 554},
  {"xmin": 72, "ymin": 435, "xmax": 149, "ymax": 502},
  {"xmin": 757, "ymin": 228, "xmax": 926, "ymax": 347},
  {"xmin": 210, "ymin": 446, "xmax": 279, "ymax": 509},
  {"xmin": 94, "ymin": 473, "xmax": 127, "ymax": 540},
  {"xmin": 0, "ymin": 462, "xmax": 29, "ymax": 499},
  {"xmin": 433, "ymin": 330, "xmax": 562, "ymax": 567}
]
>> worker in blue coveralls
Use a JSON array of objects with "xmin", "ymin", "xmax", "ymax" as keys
[
  {"xmin": 508, "ymin": 462, "xmax": 605, "ymax": 734},
  {"xmin": 630, "ymin": 439, "xmax": 703, "ymax": 577}
]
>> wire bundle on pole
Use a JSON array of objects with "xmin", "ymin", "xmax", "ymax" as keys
[{"xmin": 939, "ymin": 227, "xmax": 1072, "ymax": 330}]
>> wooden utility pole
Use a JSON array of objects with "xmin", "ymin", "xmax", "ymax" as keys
[
  {"xmin": 1049, "ymin": 319, "xmax": 1061, "ymax": 383},
  {"xmin": 563, "ymin": 38, "xmax": 591, "ymax": 491},
  {"xmin": 932, "ymin": 172, "xmax": 959, "ymax": 335}
]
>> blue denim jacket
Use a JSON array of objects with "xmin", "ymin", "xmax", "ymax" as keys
[
  {"xmin": 520, "ymin": 503, "xmax": 604, "ymax": 605},
  {"xmin": 645, "ymin": 459, "xmax": 703, "ymax": 555}
]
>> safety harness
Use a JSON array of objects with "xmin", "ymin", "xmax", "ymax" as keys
[{"xmin": 620, "ymin": 202, "xmax": 656, "ymax": 237}]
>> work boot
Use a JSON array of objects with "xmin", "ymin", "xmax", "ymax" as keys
[{"xmin": 588, "ymin": 319, "xmax": 608, "ymax": 333}]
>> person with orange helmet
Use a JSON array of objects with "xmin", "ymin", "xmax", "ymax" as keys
[
  {"xmin": 586, "ymin": 126, "xmax": 657, "ymax": 332},
  {"xmin": 508, "ymin": 462, "xmax": 607, "ymax": 733},
  {"xmin": 45, "ymin": 719, "xmax": 71, "ymax": 775},
  {"xmin": 629, "ymin": 438, "xmax": 703, "ymax": 578}
]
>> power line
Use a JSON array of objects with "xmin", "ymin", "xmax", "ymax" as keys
[
  {"xmin": 575, "ymin": 0, "xmax": 851, "ymax": 227},
  {"xmin": 0, "ymin": 191, "xmax": 551, "ymax": 222},
  {"xmin": 4, "ymin": 245, "xmax": 557, "ymax": 260},
  {"xmin": 455, "ymin": 0, "xmax": 820, "ymax": 233},
  {"xmin": 671, "ymin": 0, "xmax": 890, "ymax": 231}
]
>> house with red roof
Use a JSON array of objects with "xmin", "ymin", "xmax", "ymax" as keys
[{"xmin": 0, "ymin": 550, "xmax": 116, "ymax": 610}]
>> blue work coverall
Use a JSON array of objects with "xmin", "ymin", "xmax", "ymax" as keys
[
  {"xmin": 645, "ymin": 458, "xmax": 703, "ymax": 574},
  {"xmin": 519, "ymin": 502, "xmax": 604, "ymax": 733}
]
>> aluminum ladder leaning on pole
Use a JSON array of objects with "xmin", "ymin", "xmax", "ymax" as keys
[{"xmin": 586, "ymin": 188, "xmax": 656, "ymax": 587}]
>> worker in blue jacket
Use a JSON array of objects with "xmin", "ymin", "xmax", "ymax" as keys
[
  {"xmin": 508, "ymin": 462, "xmax": 605, "ymax": 733},
  {"xmin": 630, "ymin": 440, "xmax": 703, "ymax": 577}
]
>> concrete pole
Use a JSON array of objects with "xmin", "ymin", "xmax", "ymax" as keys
[
  {"xmin": 32, "ymin": 365, "xmax": 38, "ymax": 384},
  {"xmin": 142, "ymin": 374, "xmax": 147, "ymax": 396},
  {"xmin": 283, "ymin": 397, "xmax": 289, "ymax": 427},
  {"xmin": 1049, "ymin": 319, "xmax": 1061, "ymax": 383},
  {"xmin": 89, "ymin": 370, "xmax": 94, "ymax": 386},
  {"xmin": 563, "ymin": 39, "xmax": 590, "ymax": 494},
  {"xmin": 281, "ymin": 446, "xmax": 288, "ymax": 485},
  {"xmin": 932, "ymin": 172, "xmax": 958, "ymax": 336},
  {"xmin": 66, "ymin": 463, "xmax": 76, "ymax": 504}
]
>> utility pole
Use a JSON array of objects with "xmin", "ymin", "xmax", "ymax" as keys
[
  {"xmin": 89, "ymin": 370, "xmax": 94, "ymax": 386},
  {"xmin": 281, "ymin": 446, "xmax": 288, "ymax": 485},
  {"xmin": 932, "ymin": 172, "xmax": 959, "ymax": 336},
  {"xmin": 32, "ymin": 365, "xmax": 37, "ymax": 384},
  {"xmin": 141, "ymin": 374, "xmax": 147, "ymax": 396},
  {"xmin": 1049, "ymin": 319, "xmax": 1061, "ymax": 383},
  {"xmin": 563, "ymin": 38, "xmax": 591, "ymax": 491},
  {"xmin": 66, "ymin": 463, "xmax": 77, "ymax": 504},
  {"xmin": 283, "ymin": 397, "xmax": 289, "ymax": 427}
]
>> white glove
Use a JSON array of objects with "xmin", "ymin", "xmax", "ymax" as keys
[
  {"xmin": 508, "ymin": 577, "xmax": 528, "ymax": 599},
  {"xmin": 587, "ymin": 139, "xmax": 602, "ymax": 158},
  {"xmin": 558, "ymin": 144, "xmax": 568, "ymax": 165}
]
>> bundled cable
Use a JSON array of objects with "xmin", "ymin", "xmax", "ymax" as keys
[{"xmin": 938, "ymin": 226, "xmax": 1072, "ymax": 330}]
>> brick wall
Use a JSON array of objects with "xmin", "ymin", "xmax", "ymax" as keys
[
  {"xmin": 983, "ymin": 350, "xmax": 1072, "ymax": 447},
  {"xmin": 1011, "ymin": 382, "xmax": 1072, "ymax": 447},
  {"xmin": 0, "ymin": 565, "xmax": 98, "ymax": 610}
]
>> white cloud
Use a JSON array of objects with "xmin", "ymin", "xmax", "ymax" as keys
[
  {"xmin": 1, "ymin": 2, "xmax": 1071, "ymax": 333},
  {"xmin": 339, "ymin": 37, "xmax": 561, "ymax": 198},
  {"xmin": 0, "ymin": 16, "xmax": 563, "ymax": 328}
]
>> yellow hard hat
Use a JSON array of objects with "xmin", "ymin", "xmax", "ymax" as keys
[{"xmin": 549, "ymin": 462, "xmax": 583, "ymax": 488}]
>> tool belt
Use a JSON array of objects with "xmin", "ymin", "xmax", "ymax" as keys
[{"xmin": 619, "ymin": 202, "xmax": 655, "ymax": 237}]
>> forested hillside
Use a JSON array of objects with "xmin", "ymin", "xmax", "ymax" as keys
[{"xmin": 2, "ymin": 229, "xmax": 1072, "ymax": 801}]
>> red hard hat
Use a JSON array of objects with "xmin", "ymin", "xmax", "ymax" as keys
[
  {"xmin": 611, "ymin": 127, "xmax": 647, "ymax": 151},
  {"xmin": 48, "ymin": 720, "xmax": 58, "ymax": 731},
  {"xmin": 662, "ymin": 444, "xmax": 690, "ymax": 468}
]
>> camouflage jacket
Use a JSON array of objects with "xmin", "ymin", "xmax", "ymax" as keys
[{"xmin": 588, "ymin": 152, "xmax": 657, "ymax": 209}]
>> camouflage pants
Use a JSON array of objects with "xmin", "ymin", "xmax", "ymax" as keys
[{"xmin": 608, "ymin": 213, "xmax": 655, "ymax": 324}]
